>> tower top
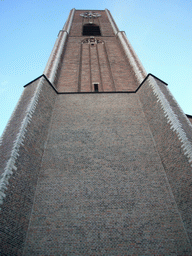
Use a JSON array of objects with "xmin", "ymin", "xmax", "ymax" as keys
[{"xmin": 44, "ymin": 8, "xmax": 146, "ymax": 93}]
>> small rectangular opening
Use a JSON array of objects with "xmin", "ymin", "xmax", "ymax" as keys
[
  {"xmin": 94, "ymin": 84, "xmax": 99, "ymax": 92},
  {"xmin": 83, "ymin": 24, "xmax": 101, "ymax": 36}
]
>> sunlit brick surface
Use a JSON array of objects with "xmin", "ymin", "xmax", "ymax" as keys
[
  {"xmin": 56, "ymin": 37, "xmax": 138, "ymax": 92},
  {"xmin": 56, "ymin": 9, "xmax": 139, "ymax": 92}
]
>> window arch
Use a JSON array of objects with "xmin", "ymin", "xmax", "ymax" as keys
[{"xmin": 82, "ymin": 24, "xmax": 101, "ymax": 36}]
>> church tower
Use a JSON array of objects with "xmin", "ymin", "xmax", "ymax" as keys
[{"xmin": 1, "ymin": 9, "xmax": 192, "ymax": 255}]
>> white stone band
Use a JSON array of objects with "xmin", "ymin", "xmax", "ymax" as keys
[
  {"xmin": 44, "ymin": 33, "xmax": 61, "ymax": 77},
  {"xmin": 148, "ymin": 76, "xmax": 192, "ymax": 166},
  {"xmin": 105, "ymin": 9, "xmax": 119, "ymax": 35},
  {"xmin": 44, "ymin": 8, "xmax": 75, "ymax": 83},
  {"xmin": 63, "ymin": 8, "xmax": 75, "ymax": 33},
  {"xmin": 49, "ymin": 31, "xmax": 68, "ymax": 84},
  {"xmin": 0, "ymin": 77, "xmax": 44, "ymax": 208},
  {"xmin": 117, "ymin": 32, "xmax": 146, "ymax": 84}
]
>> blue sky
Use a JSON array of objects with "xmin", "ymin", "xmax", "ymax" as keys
[{"xmin": 1, "ymin": 0, "xmax": 192, "ymax": 136}]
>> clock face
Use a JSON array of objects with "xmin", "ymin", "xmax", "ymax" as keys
[{"xmin": 80, "ymin": 11, "xmax": 101, "ymax": 18}]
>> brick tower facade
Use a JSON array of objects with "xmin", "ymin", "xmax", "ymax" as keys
[{"xmin": 1, "ymin": 9, "xmax": 192, "ymax": 255}]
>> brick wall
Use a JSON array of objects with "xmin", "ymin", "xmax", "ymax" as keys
[
  {"xmin": 0, "ymin": 81, "xmax": 38, "ymax": 173},
  {"xmin": 23, "ymin": 93, "xmax": 191, "ymax": 255},
  {"xmin": 56, "ymin": 37, "xmax": 80, "ymax": 92},
  {"xmin": 105, "ymin": 37, "xmax": 138, "ymax": 91},
  {"xmin": 138, "ymin": 75, "xmax": 192, "ymax": 245},
  {"xmin": 56, "ymin": 36, "xmax": 138, "ymax": 92},
  {"xmin": 0, "ymin": 77, "xmax": 56, "ymax": 255}
]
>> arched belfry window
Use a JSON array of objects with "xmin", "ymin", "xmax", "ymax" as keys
[{"xmin": 83, "ymin": 24, "xmax": 101, "ymax": 36}]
